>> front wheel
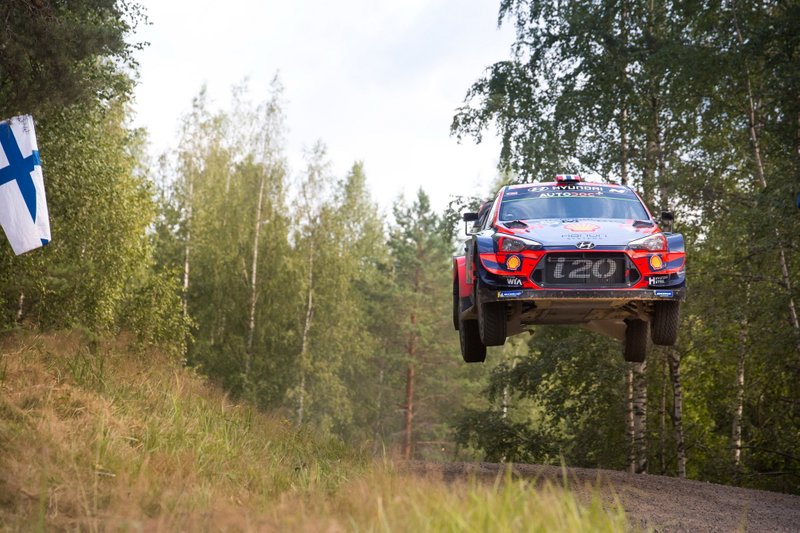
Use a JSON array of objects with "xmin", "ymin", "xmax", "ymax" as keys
[
  {"xmin": 478, "ymin": 301, "xmax": 507, "ymax": 347},
  {"xmin": 651, "ymin": 301, "xmax": 680, "ymax": 346}
]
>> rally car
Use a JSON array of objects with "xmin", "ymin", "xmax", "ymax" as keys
[{"xmin": 453, "ymin": 175, "xmax": 686, "ymax": 363}]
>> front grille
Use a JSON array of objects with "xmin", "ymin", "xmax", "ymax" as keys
[{"xmin": 533, "ymin": 252, "xmax": 638, "ymax": 288}]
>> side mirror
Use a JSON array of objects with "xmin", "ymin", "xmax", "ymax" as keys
[
  {"xmin": 660, "ymin": 211, "xmax": 674, "ymax": 232},
  {"xmin": 462, "ymin": 212, "xmax": 480, "ymax": 235}
]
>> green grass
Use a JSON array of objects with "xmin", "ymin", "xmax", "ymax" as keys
[{"xmin": 0, "ymin": 331, "xmax": 630, "ymax": 531}]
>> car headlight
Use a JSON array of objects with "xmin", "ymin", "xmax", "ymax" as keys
[
  {"xmin": 494, "ymin": 235, "xmax": 543, "ymax": 252},
  {"xmin": 628, "ymin": 233, "xmax": 667, "ymax": 252}
]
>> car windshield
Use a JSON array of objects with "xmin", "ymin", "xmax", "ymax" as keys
[{"xmin": 499, "ymin": 185, "xmax": 649, "ymax": 221}]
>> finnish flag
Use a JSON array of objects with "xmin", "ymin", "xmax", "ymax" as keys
[{"xmin": 0, "ymin": 115, "xmax": 51, "ymax": 255}]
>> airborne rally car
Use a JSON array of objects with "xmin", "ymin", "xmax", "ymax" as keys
[{"xmin": 453, "ymin": 175, "xmax": 686, "ymax": 363}]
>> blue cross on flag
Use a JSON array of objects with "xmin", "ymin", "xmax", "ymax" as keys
[{"xmin": 0, "ymin": 115, "xmax": 51, "ymax": 255}]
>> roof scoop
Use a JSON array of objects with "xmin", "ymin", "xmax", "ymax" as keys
[
  {"xmin": 555, "ymin": 174, "xmax": 581, "ymax": 184},
  {"xmin": 503, "ymin": 220, "xmax": 528, "ymax": 229}
]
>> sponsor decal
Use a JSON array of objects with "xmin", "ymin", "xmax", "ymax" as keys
[
  {"xmin": 576, "ymin": 241, "xmax": 595, "ymax": 250},
  {"xmin": 609, "ymin": 188, "xmax": 627, "ymax": 194},
  {"xmin": 498, "ymin": 290, "xmax": 523, "ymax": 298},
  {"xmin": 649, "ymin": 255, "xmax": 664, "ymax": 270},
  {"xmin": 506, "ymin": 277, "xmax": 523, "ymax": 286},
  {"xmin": 505, "ymin": 191, "xmax": 518, "ymax": 196},
  {"xmin": 540, "ymin": 191, "xmax": 602, "ymax": 198},
  {"xmin": 655, "ymin": 290, "xmax": 674, "ymax": 298},
  {"xmin": 505, "ymin": 255, "xmax": 522, "ymax": 270},
  {"xmin": 561, "ymin": 233, "xmax": 608, "ymax": 239},
  {"xmin": 564, "ymin": 222, "xmax": 600, "ymax": 232},
  {"xmin": 649, "ymin": 275, "xmax": 670, "ymax": 286},
  {"xmin": 527, "ymin": 185, "xmax": 603, "ymax": 192}
]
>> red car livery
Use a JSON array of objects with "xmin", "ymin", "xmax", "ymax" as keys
[{"xmin": 453, "ymin": 175, "xmax": 686, "ymax": 363}]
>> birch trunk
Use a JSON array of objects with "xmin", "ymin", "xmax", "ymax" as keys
[
  {"xmin": 731, "ymin": 0, "xmax": 800, "ymax": 358},
  {"xmin": 660, "ymin": 354, "xmax": 668, "ymax": 474},
  {"xmin": 626, "ymin": 367, "xmax": 635, "ymax": 473},
  {"xmin": 732, "ymin": 324, "xmax": 746, "ymax": 472},
  {"xmin": 372, "ymin": 366, "xmax": 385, "ymax": 455},
  {"xmin": 632, "ymin": 361, "xmax": 648, "ymax": 474},
  {"xmin": 651, "ymin": 95, "xmax": 672, "ymax": 477},
  {"xmin": 619, "ymin": 3, "xmax": 634, "ymax": 471},
  {"xmin": 296, "ymin": 252, "xmax": 314, "ymax": 427},
  {"xmin": 620, "ymin": 107, "xmax": 629, "ymax": 186},
  {"xmin": 15, "ymin": 291, "xmax": 24, "ymax": 324},
  {"xmin": 182, "ymin": 177, "xmax": 194, "ymax": 319},
  {"xmin": 245, "ymin": 175, "xmax": 265, "ymax": 377},
  {"xmin": 668, "ymin": 349, "xmax": 686, "ymax": 478},
  {"xmin": 731, "ymin": 282, "xmax": 750, "ymax": 473},
  {"xmin": 619, "ymin": 0, "xmax": 629, "ymax": 188}
]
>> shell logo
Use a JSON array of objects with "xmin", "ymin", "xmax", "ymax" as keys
[
  {"xmin": 564, "ymin": 222, "xmax": 600, "ymax": 232},
  {"xmin": 505, "ymin": 255, "xmax": 522, "ymax": 271},
  {"xmin": 650, "ymin": 255, "xmax": 664, "ymax": 270}
]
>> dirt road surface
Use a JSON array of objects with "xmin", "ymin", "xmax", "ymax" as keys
[{"xmin": 404, "ymin": 461, "xmax": 800, "ymax": 532}]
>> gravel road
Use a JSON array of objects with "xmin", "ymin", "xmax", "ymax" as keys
[{"xmin": 403, "ymin": 461, "xmax": 800, "ymax": 532}]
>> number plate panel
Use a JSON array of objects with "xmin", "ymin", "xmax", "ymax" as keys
[{"xmin": 544, "ymin": 253, "xmax": 626, "ymax": 286}]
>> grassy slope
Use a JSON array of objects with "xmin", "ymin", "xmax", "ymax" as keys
[{"xmin": 0, "ymin": 332, "xmax": 629, "ymax": 531}]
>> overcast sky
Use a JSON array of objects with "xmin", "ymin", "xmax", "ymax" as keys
[{"xmin": 131, "ymin": 0, "xmax": 515, "ymax": 213}]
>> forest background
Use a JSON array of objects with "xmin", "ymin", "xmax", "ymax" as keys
[{"xmin": 1, "ymin": 0, "xmax": 799, "ymax": 496}]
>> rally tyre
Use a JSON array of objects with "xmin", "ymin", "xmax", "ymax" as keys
[
  {"xmin": 624, "ymin": 319, "xmax": 648, "ymax": 363},
  {"xmin": 478, "ymin": 301, "xmax": 507, "ymax": 347},
  {"xmin": 651, "ymin": 301, "xmax": 680, "ymax": 346},
  {"xmin": 458, "ymin": 320, "xmax": 486, "ymax": 363},
  {"xmin": 459, "ymin": 317, "xmax": 486, "ymax": 363}
]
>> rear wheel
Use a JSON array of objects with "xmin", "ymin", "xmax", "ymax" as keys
[
  {"xmin": 651, "ymin": 301, "xmax": 680, "ymax": 346},
  {"xmin": 478, "ymin": 300, "xmax": 507, "ymax": 347},
  {"xmin": 459, "ymin": 297, "xmax": 486, "ymax": 363},
  {"xmin": 624, "ymin": 319, "xmax": 648, "ymax": 363}
]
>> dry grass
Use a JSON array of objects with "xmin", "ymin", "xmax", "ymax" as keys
[{"xmin": 0, "ymin": 331, "xmax": 629, "ymax": 531}]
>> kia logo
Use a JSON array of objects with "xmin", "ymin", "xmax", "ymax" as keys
[{"xmin": 576, "ymin": 241, "xmax": 596, "ymax": 249}]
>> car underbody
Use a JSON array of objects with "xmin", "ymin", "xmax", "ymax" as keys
[{"xmin": 460, "ymin": 286, "xmax": 687, "ymax": 341}]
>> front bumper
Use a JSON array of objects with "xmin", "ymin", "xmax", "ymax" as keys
[{"xmin": 479, "ymin": 285, "xmax": 687, "ymax": 304}]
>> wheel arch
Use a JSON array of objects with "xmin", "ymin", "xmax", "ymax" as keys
[{"xmin": 453, "ymin": 256, "xmax": 472, "ymax": 299}]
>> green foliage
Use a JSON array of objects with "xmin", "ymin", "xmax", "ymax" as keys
[
  {"xmin": 458, "ymin": 329, "xmax": 628, "ymax": 469},
  {"xmin": 0, "ymin": 0, "xmax": 146, "ymax": 117},
  {"xmin": 456, "ymin": 408, "xmax": 552, "ymax": 463},
  {"xmin": 149, "ymin": 88, "xmax": 489, "ymax": 456},
  {"xmin": 384, "ymin": 190, "xmax": 476, "ymax": 456},
  {"xmin": 119, "ymin": 268, "xmax": 192, "ymax": 358},
  {"xmin": 0, "ymin": 1, "xmax": 188, "ymax": 355},
  {"xmin": 454, "ymin": 0, "xmax": 800, "ymax": 493}
]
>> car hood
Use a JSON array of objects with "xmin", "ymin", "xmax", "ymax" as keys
[{"xmin": 498, "ymin": 218, "xmax": 661, "ymax": 247}]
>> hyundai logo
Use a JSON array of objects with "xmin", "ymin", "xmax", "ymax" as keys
[{"xmin": 576, "ymin": 241, "xmax": 596, "ymax": 250}]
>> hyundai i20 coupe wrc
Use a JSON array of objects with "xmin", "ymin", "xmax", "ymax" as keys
[{"xmin": 453, "ymin": 175, "xmax": 686, "ymax": 363}]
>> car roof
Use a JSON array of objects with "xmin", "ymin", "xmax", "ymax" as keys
[{"xmin": 505, "ymin": 181, "xmax": 625, "ymax": 190}]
